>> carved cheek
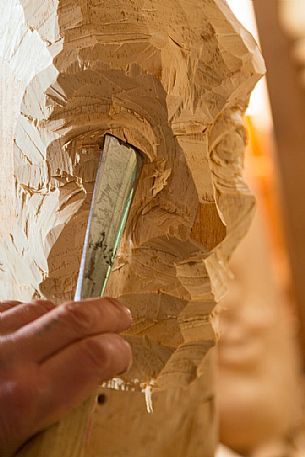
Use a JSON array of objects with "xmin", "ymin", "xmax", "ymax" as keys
[{"xmin": 105, "ymin": 131, "xmax": 228, "ymax": 388}]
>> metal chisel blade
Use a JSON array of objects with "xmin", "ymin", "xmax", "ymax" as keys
[{"xmin": 75, "ymin": 135, "xmax": 142, "ymax": 300}]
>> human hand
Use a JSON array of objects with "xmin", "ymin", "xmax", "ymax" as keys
[{"xmin": 0, "ymin": 298, "xmax": 132, "ymax": 457}]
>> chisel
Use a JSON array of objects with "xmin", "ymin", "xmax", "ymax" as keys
[{"xmin": 75, "ymin": 134, "xmax": 143, "ymax": 300}]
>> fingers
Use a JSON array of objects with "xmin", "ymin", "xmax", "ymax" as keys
[
  {"xmin": 37, "ymin": 333, "xmax": 131, "ymax": 424},
  {"xmin": 0, "ymin": 301, "xmax": 21, "ymax": 313},
  {"xmin": 9, "ymin": 298, "xmax": 132, "ymax": 363},
  {"xmin": 0, "ymin": 300, "xmax": 56, "ymax": 335}
]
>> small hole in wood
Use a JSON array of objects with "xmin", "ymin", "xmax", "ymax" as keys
[{"xmin": 97, "ymin": 393, "xmax": 107, "ymax": 405}]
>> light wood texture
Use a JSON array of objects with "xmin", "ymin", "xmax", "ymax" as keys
[
  {"xmin": 279, "ymin": 0, "xmax": 305, "ymax": 88},
  {"xmin": 218, "ymin": 187, "xmax": 302, "ymax": 453},
  {"xmin": 0, "ymin": 1, "xmax": 264, "ymax": 456},
  {"xmin": 254, "ymin": 0, "xmax": 305, "ymax": 367}
]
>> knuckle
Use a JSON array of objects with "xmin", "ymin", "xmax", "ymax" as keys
[
  {"xmin": 3, "ymin": 368, "xmax": 39, "ymax": 425},
  {"xmin": 0, "ymin": 342, "xmax": 6, "ymax": 366},
  {"xmin": 0, "ymin": 338, "xmax": 16, "ymax": 368},
  {"xmin": 12, "ymin": 378, "xmax": 37, "ymax": 409}
]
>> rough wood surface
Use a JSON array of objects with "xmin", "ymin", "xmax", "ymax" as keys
[{"xmin": 0, "ymin": 1, "xmax": 264, "ymax": 456}]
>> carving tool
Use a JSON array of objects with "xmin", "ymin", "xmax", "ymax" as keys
[{"xmin": 75, "ymin": 134, "xmax": 142, "ymax": 300}]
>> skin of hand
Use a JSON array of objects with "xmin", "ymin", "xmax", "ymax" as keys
[{"xmin": 0, "ymin": 297, "xmax": 132, "ymax": 457}]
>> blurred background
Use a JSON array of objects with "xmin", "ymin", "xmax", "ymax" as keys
[{"xmin": 217, "ymin": 1, "xmax": 305, "ymax": 456}]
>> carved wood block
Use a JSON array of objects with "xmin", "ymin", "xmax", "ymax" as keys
[{"xmin": 0, "ymin": 1, "xmax": 264, "ymax": 455}]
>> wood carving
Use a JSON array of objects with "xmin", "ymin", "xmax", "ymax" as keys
[
  {"xmin": 279, "ymin": 0, "xmax": 305, "ymax": 88},
  {"xmin": 0, "ymin": 1, "xmax": 264, "ymax": 456},
  {"xmin": 254, "ymin": 0, "xmax": 305, "ymax": 367},
  {"xmin": 218, "ymin": 198, "xmax": 302, "ymax": 454}
]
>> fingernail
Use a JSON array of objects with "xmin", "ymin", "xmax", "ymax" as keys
[
  {"xmin": 123, "ymin": 306, "xmax": 132, "ymax": 321},
  {"xmin": 107, "ymin": 298, "xmax": 132, "ymax": 320},
  {"xmin": 117, "ymin": 339, "xmax": 132, "ymax": 375}
]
